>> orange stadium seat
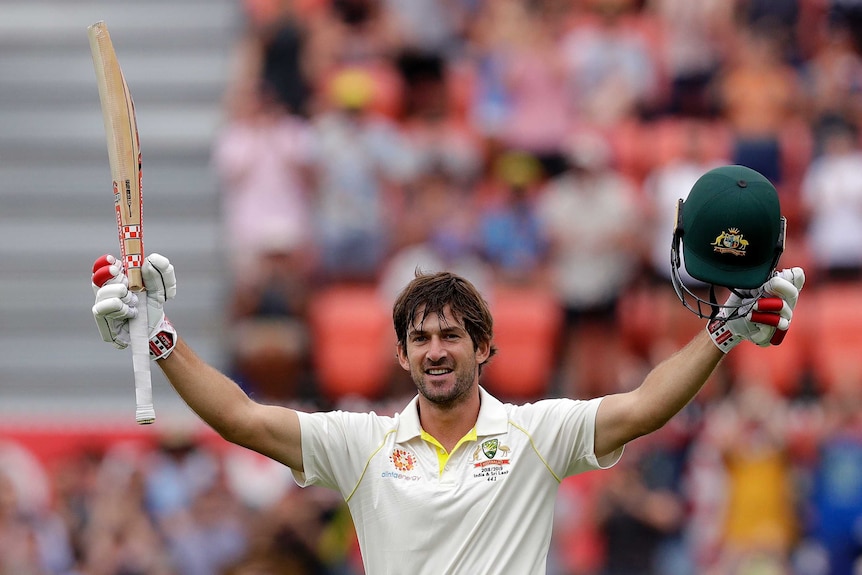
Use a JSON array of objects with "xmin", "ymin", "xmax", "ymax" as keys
[
  {"xmin": 808, "ymin": 283, "xmax": 862, "ymax": 394},
  {"xmin": 307, "ymin": 284, "xmax": 395, "ymax": 402},
  {"xmin": 617, "ymin": 282, "xmax": 704, "ymax": 360},
  {"xmin": 482, "ymin": 285, "xmax": 564, "ymax": 401}
]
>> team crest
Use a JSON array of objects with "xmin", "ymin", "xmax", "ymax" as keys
[
  {"xmin": 711, "ymin": 228, "xmax": 749, "ymax": 256},
  {"xmin": 390, "ymin": 448, "xmax": 417, "ymax": 472},
  {"xmin": 471, "ymin": 440, "xmax": 512, "ymax": 462},
  {"xmin": 482, "ymin": 439, "xmax": 499, "ymax": 459}
]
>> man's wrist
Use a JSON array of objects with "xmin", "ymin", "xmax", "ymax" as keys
[
  {"xmin": 149, "ymin": 316, "xmax": 176, "ymax": 360},
  {"xmin": 706, "ymin": 319, "xmax": 743, "ymax": 353}
]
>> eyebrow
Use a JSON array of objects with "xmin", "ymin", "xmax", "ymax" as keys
[{"xmin": 407, "ymin": 323, "xmax": 464, "ymax": 338}]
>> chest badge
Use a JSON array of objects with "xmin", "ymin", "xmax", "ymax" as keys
[
  {"xmin": 482, "ymin": 439, "xmax": 499, "ymax": 458},
  {"xmin": 472, "ymin": 439, "xmax": 512, "ymax": 463},
  {"xmin": 390, "ymin": 448, "xmax": 417, "ymax": 472}
]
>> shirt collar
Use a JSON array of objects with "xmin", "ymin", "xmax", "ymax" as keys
[{"xmin": 395, "ymin": 386, "xmax": 509, "ymax": 443}]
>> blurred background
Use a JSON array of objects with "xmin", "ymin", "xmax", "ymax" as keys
[{"xmin": 2, "ymin": 0, "xmax": 862, "ymax": 573}]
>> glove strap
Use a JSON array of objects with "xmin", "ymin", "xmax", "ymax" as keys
[
  {"xmin": 706, "ymin": 318, "xmax": 744, "ymax": 353},
  {"xmin": 149, "ymin": 316, "xmax": 177, "ymax": 360}
]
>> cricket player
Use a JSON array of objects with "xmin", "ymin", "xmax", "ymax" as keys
[{"xmin": 91, "ymin": 165, "xmax": 804, "ymax": 574}]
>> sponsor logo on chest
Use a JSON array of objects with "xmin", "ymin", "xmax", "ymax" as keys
[{"xmin": 381, "ymin": 448, "xmax": 421, "ymax": 481}]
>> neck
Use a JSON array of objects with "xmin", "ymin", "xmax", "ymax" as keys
[{"xmin": 417, "ymin": 387, "xmax": 481, "ymax": 452}]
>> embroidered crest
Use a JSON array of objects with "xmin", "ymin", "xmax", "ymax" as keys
[
  {"xmin": 471, "ymin": 440, "xmax": 512, "ymax": 463},
  {"xmin": 711, "ymin": 227, "xmax": 749, "ymax": 256},
  {"xmin": 482, "ymin": 439, "xmax": 499, "ymax": 459}
]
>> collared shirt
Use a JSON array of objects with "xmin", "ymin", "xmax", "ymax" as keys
[{"xmin": 293, "ymin": 387, "xmax": 623, "ymax": 575}]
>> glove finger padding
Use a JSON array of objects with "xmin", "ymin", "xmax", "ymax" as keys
[
  {"xmin": 91, "ymin": 254, "xmax": 127, "ymax": 292},
  {"xmin": 142, "ymin": 253, "xmax": 176, "ymax": 303},
  {"xmin": 91, "ymin": 253, "xmax": 178, "ymax": 359},
  {"xmin": 764, "ymin": 269, "xmax": 804, "ymax": 308},
  {"xmin": 749, "ymin": 297, "xmax": 791, "ymax": 331},
  {"xmin": 92, "ymin": 282, "xmax": 136, "ymax": 348},
  {"xmin": 707, "ymin": 267, "xmax": 805, "ymax": 353},
  {"xmin": 762, "ymin": 269, "xmax": 804, "ymax": 345}
]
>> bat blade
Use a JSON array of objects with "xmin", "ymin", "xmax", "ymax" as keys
[{"xmin": 88, "ymin": 21, "xmax": 154, "ymax": 424}]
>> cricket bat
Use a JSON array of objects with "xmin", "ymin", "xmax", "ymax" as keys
[{"xmin": 88, "ymin": 21, "xmax": 155, "ymax": 424}]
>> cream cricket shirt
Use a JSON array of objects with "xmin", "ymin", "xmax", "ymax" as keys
[{"xmin": 292, "ymin": 387, "xmax": 623, "ymax": 575}]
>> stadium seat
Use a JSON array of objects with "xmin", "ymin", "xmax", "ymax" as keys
[
  {"xmin": 808, "ymin": 283, "xmax": 862, "ymax": 394},
  {"xmin": 307, "ymin": 284, "xmax": 395, "ymax": 402},
  {"xmin": 482, "ymin": 285, "xmax": 564, "ymax": 401},
  {"xmin": 617, "ymin": 282, "xmax": 704, "ymax": 359}
]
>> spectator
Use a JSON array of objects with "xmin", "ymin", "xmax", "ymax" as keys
[
  {"xmin": 75, "ymin": 448, "xmax": 174, "ymax": 575},
  {"xmin": 395, "ymin": 49, "xmax": 484, "ymax": 188},
  {"xmin": 535, "ymin": 130, "xmax": 640, "ymax": 398},
  {"xmin": 594, "ymin": 425, "xmax": 693, "ymax": 575},
  {"xmin": 475, "ymin": 149, "xmax": 551, "ymax": 286},
  {"xmin": 629, "ymin": 121, "xmax": 729, "ymax": 363},
  {"xmin": 381, "ymin": 0, "xmax": 469, "ymax": 56},
  {"xmin": 212, "ymin": 84, "xmax": 316, "ymax": 281},
  {"xmin": 799, "ymin": 19, "xmax": 862, "ymax": 127},
  {"xmin": 468, "ymin": 0, "xmax": 572, "ymax": 157},
  {"xmin": 309, "ymin": 67, "xmax": 416, "ymax": 283},
  {"xmin": 162, "ymin": 478, "xmax": 248, "ymax": 575},
  {"xmin": 801, "ymin": 378, "xmax": 862, "ymax": 575},
  {"xmin": 703, "ymin": 382, "xmax": 800, "ymax": 573},
  {"xmin": 714, "ymin": 24, "xmax": 803, "ymax": 185},
  {"xmin": 560, "ymin": 0, "xmax": 664, "ymax": 126},
  {"xmin": 228, "ymin": 241, "xmax": 314, "ymax": 403},
  {"xmin": 378, "ymin": 168, "xmax": 490, "ymax": 307},
  {"xmin": 645, "ymin": 0, "xmax": 735, "ymax": 117},
  {"xmin": 800, "ymin": 114, "xmax": 862, "ymax": 281},
  {"xmin": 232, "ymin": 0, "xmax": 319, "ymax": 118},
  {"xmin": 143, "ymin": 431, "xmax": 220, "ymax": 522},
  {"xmin": 0, "ymin": 468, "xmax": 74, "ymax": 575}
]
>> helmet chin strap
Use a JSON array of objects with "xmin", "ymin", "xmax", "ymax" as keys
[{"xmin": 708, "ymin": 285, "xmax": 720, "ymax": 320}]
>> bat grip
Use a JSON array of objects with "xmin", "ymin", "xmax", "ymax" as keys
[{"xmin": 130, "ymin": 293, "xmax": 155, "ymax": 424}]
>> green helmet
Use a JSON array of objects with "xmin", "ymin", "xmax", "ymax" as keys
[{"xmin": 671, "ymin": 165, "xmax": 786, "ymax": 318}]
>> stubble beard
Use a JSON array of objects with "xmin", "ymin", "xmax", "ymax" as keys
[{"xmin": 412, "ymin": 360, "xmax": 477, "ymax": 409}]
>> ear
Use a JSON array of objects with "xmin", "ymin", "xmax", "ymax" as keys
[
  {"xmin": 475, "ymin": 339, "xmax": 491, "ymax": 364},
  {"xmin": 396, "ymin": 342, "xmax": 410, "ymax": 372}
]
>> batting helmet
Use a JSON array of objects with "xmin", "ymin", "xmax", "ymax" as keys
[{"xmin": 671, "ymin": 165, "xmax": 786, "ymax": 319}]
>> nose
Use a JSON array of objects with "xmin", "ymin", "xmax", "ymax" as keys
[{"xmin": 426, "ymin": 336, "xmax": 448, "ymax": 362}]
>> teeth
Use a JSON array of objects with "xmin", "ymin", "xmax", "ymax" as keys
[{"xmin": 428, "ymin": 369, "xmax": 449, "ymax": 375}]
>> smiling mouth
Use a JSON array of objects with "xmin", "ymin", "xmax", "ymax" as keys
[{"xmin": 425, "ymin": 367, "xmax": 453, "ymax": 376}]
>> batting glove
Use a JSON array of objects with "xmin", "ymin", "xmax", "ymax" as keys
[
  {"xmin": 91, "ymin": 253, "xmax": 177, "ymax": 359},
  {"xmin": 707, "ymin": 267, "xmax": 805, "ymax": 353}
]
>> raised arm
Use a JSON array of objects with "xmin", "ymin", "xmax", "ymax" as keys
[
  {"xmin": 91, "ymin": 253, "xmax": 304, "ymax": 471},
  {"xmin": 594, "ymin": 268, "xmax": 805, "ymax": 459},
  {"xmin": 157, "ymin": 338, "xmax": 303, "ymax": 470},
  {"xmin": 594, "ymin": 331, "xmax": 721, "ymax": 459}
]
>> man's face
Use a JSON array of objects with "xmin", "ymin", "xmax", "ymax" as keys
[{"xmin": 397, "ymin": 305, "xmax": 489, "ymax": 408}]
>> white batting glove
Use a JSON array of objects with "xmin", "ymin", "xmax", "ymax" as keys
[
  {"xmin": 707, "ymin": 267, "xmax": 805, "ymax": 353},
  {"xmin": 91, "ymin": 253, "xmax": 177, "ymax": 359}
]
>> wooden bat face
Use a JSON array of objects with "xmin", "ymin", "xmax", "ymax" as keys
[{"xmin": 88, "ymin": 21, "xmax": 144, "ymax": 291}]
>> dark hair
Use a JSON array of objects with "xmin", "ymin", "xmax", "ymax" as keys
[{"xmin": 393, "ymin": 270, "xmax": 497, "ymax": 370}]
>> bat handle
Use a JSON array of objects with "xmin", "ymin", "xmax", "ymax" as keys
[{"xmin": 130, "ymin": 291, "xmax": 155, "ymax": 424}]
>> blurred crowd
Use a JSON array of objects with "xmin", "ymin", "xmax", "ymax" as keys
[{"xmin": 5, "ymin": 0, "xmax": 862, "ymax": 573}]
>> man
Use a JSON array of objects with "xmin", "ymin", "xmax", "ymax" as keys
[{"xmin": 91, "ymin": 165, "xmax": 804, "ymax": 574}]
